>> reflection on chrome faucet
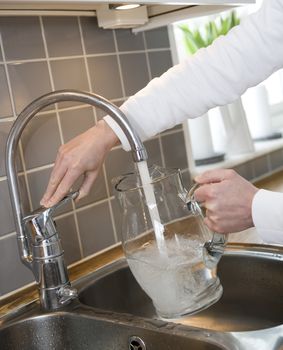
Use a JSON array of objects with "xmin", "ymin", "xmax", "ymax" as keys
[{"xmin": 5, "ymin": 89, "xmax": 148, "ymax": 310}]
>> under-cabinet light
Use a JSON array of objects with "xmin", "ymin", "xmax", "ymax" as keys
[{"xmin": 110, "ymin": 3, "xmax": 141, "ymax": 10}]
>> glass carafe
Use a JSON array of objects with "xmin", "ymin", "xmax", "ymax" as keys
[{"xmin": 113, "ymin": 164, "xmax": 226, "ymax": 319}]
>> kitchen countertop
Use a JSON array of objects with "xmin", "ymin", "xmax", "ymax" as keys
[{"xmin": 1, "ymin": 169, "xmax": 283, "ymax": 319}]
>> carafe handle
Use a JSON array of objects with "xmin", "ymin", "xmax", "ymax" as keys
[{"xmin": 187, "ymin": 183, "xmax": 227, "ymax": 269}]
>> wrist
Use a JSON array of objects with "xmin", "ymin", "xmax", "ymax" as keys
[{"xmin": 96, "ymin": 119, "xmax": 120, "ymax": 151}]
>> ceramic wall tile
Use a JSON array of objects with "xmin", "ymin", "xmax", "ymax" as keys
[
  {"xmin": 77, "ymin": 201, "xmax": 115, "ymax": 257},
  {"xmin": 269, "ymin": 149, "xmax": 283, "ymax": 171},
  {"xmin": 51, "ymin": 58, "xmax": 88, "ymax": 91},
  {"xmin": 55, "ymin": 214, "xmax": 82, "ymax": 265},
  {"xmin": 161, "ymin": 131, "xmax": 188, "ymax": 170},
  {"xmin": 8, "ymin": 61, "xmax": 52, "ymax": 114},
  {"xmin": 119, "ymin": 53, "xmax": 149, "ymax": 96},
  {"xmin": 0, "ymin": 17, "xmax": 45, "ymax": 60},
  {"xmin": 148, "ymin": 50, "xmax": 172, "ymax": 78},
  {"xmin": 253, "ymin": 155, "xmax": 269, "ymax": 178},
  {"xmin": 0, "ymin": 180, "xmax": 16, "ymax": 236},
  {"xmin": 21, "ymin": 112, "xmax": 61, "ymax": 170},
  {"xmin": 80, "ymin": 17, "xmax": 115, "ymax": 54},
  {"xmin": 115, "ymin": 29, "xmax": 144, "ymax": 52},
  {"xmin": 144, "ymin": 27, "xmax": 170, "ymax": 49},
  {"xmin": 43, "ymin": 16, "xmax": 83, "ymax": 57},
  {"xmin": 59, "ymin": 106, "xmax": 95, "ymax": 142},
  {"xmin": 0, "ymin": 234, "xmax": 34, "ymax": 295},
  {"xmin": 88, "ymin": 55, "xmax": 123, "ymax": 100},
  {"xmin": 0, "ymin": 65, "xmax": 12, "ymax": 118}
]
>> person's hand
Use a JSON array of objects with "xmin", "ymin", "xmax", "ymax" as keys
[
  {"xmin": 40, "ymin": 119, "xmax": 119, "ymax": 208},
  {"xmin": 194, "ymin": 169, "xmax": 259, "ymax": 234}
]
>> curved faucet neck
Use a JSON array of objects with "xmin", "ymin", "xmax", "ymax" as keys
[
  {"xmin": 6, "ymin": 89, "xmax": 147, "ymax": 247},
  {"xmin": 5, "ymin": 90, "xmax": 148, "ymax": 309}
]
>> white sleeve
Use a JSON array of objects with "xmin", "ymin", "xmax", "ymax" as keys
[
  {"xmin": 252, "ymin": 189, "xmax": 283, "ymax": 244},
  {"xmin": 104, "ymin": 0, "xmax": 283, "ymax": 151}
]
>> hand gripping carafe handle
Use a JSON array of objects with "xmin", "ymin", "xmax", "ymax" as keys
[{"xmin": 187, "ymin": 183, "xmax": 227, "ymax": 269}]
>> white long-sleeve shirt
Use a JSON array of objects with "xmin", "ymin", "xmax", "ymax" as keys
[{"xmin": 105, "ymin": 0, "xmax": 283, "ymax": 244}]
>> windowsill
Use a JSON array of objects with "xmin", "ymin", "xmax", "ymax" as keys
[{"xmin": 191, "ymin": 131, "xmax": 283, "ymax": 177}]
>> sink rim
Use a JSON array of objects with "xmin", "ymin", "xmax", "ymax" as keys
[{"xmin": 0, "ymin": 302, "xmax": 236, "ymax": 350}]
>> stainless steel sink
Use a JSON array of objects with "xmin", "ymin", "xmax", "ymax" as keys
[
  {"xmin": 0, "ymin": 304, "xmax": 231, "ymax": 350},
  {"xmin": 1, "ymin": 244, "xmax": 283, "ymax": 350},
  {"xmin": 78, "ymin": 244, "xmax": 283, "ymax": 332},
  {"xmin": 76, "ymin": 244, "xmax": 283, "ymax": 349}
]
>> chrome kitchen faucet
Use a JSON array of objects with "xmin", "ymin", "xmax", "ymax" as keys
[{"xmin": 5, "ymin": 90, "xmax": 147, "ymax": 310}]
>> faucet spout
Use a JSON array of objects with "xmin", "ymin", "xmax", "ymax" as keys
[{"xmin": 5, "ymin": 89, "xmax": 148, "ymax": 310}]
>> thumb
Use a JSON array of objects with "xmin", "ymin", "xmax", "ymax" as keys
[{"xmin": 195, "ymin": 169, "xmax": 231, "ymax": 184}]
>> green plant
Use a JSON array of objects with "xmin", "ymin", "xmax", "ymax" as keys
[{"xmin": 179, "ymin": 11, "xmax": 240, "ymax": 55}]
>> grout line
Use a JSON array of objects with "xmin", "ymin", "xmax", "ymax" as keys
[
  {"xmin": 3, "ymin": 48, "xmax": 171, "ymax": 65},
  {"xmin": 109, "ymin": 128, "xmax": 182, "ymax": 152},
  {"xmin": 0, "ymin": 33, "xmax": 34, "ymax": 211},
  {"xmin": 68, "ymin": 16, "xmax": 94, "ymax": 259},
  {"xmin": 105, "ymin": 185, "xmax": 121, "ymax": 242},
  {"xmin": 39, "ymin": 16, "xmax": 83, "ymax": 258},
  {"xmin": 78, "ymin": 16, "xmax": 96, "ymax": 123},
  {"xmin": 23, "ymin": 163, "xmax": 54, "ymax": 175},
  {"xmin": 142, "ymin": 31, "xmax": 152, "ymax": 80},
  {"xmin": 18, "ymin": 141, "xmax": 34, "ymax": 211},
  {"xmin": 143, "ymin": 31, "xmax": 171, "ymax": 168},
  {"xmin": 0, "ymin": 136, "xmax": 180, "ymax": 183},
  {"xmin": 113, "ymin": 30, "xmax": 126, "ymax": 100},
  {"xmin": 103, "ymin": 161, "xmax": 118, "ymax": 242},
  {"xmin": 106, "ymin": 29, "xmax": 125, "ymax": 242},
  {"xmin": 107, "ymin": 198, "xmax": 118, "ymax": 242},
  {"xmin": 71, "ymin": 208, "xmax": 84, "ymax": 258},
  {"xmin": 0, "ymin": 231, "xmax": 16, "ymax": 241},
  {"xmin": 0, "ymin": 35, "xmax": 17, "ymax": 118},
  {"xmin": 41, "ymin": 16, "xmax": 85, "ymax": 259},
  {"xmin": 75, "ymin": 196, "xmax": 113, "ymax": 211},
  {"xmin": 158, "ymin": 136, "xmax": 166, "ymax": 168},
  {"xmin": 78, "ymin": 17, "xmax": 92, "ymax": 93},
  {"xmin": 40, "ymin": 16, "xmax": 62, "ymax": 139},
  {"xmin": 54, "ymin": 195, "xmax": 114, "ymax": 221},
  {"xmin": 143, "ymin": 31, "xmax": 171, "ymax": 217},
  {"xmin": 143, "ymin": 31, "xmax": 167, "ymax": 167},
  {"xmin": 0, "ymin": 116, "xmax": 16, "ymax": 122},
  {"xmin": 7, "ymin": 57, "xmax": 48, "ymax": 64},
  {"xmin": 76, "ymin": 16, "xmax": 97, "ymax": 257},
  {"xmin": 266, "ymin": 153, "xmax": 272, "ymax": 172}
]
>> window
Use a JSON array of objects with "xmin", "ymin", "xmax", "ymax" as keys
[{"xmin": 171, "ymin": 1, "xmax": 283, "ymax": 172}]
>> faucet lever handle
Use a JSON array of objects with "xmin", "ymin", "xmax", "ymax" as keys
[
  {"xmin": 23, "ymin": 191, "xmax": 79, "ymax": 240},
  {"xmin": 48, "ymin": 190, "xmax": 79, "ymax": 216}
]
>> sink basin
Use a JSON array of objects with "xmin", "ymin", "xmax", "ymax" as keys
[
  {"xmin": 78, "ymin": 244, "xmax": 283, "ymax": 332},
  {"xmin": 0, "ymin": 305, "xmax": 229, "ymax": 350},
  {"xmin": 2, "ymin": 244, "xmax": 283, "ymax": 350}
]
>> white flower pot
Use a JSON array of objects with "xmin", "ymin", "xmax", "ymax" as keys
[{"xmin": 209, "ymin": 98, "xmax": 254, "ymax": 156}]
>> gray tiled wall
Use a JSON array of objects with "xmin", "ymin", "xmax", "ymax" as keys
[
  {"xmin": 1, "ymin": 16, "xmax": 282, "ymax": 297},
  {"xmin": 0, "ymin": 16, "xmax": 189, "ymax": 296}
]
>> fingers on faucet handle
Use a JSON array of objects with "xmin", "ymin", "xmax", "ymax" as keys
[
  {"xmin": 52, "ymin": 190, "xmax": 80, "ymax": 210},
  {"xmin": 68, "ymin": 190, "xmax": 80, "ymax": 201}
]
